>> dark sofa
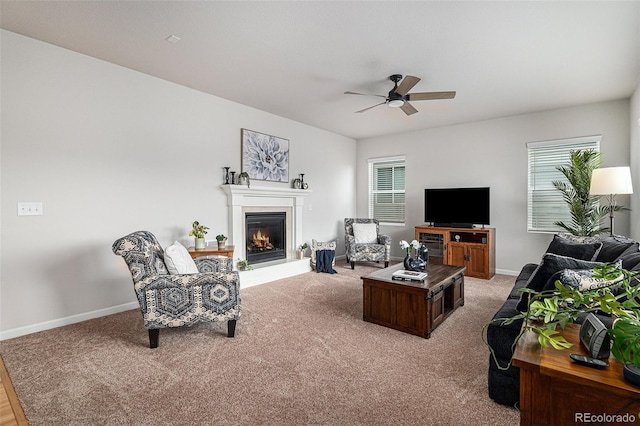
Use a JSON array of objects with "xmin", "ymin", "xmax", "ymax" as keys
[{"xmin": 487, "ymin": 233, "xmax": 640, "ymax": 407}]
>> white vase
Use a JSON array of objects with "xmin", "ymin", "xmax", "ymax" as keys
[{"xmin": 195, "ymin": 238, "xmax": 206, "ymax": 250}]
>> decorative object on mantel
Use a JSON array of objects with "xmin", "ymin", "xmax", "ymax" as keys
[
  {"xmin": 293, "ymin": 177, "xmax": 302, "ymax": 189},
  {"xmin": 230, "ymin": 171, "xmax": 236, "ymax": 185},
  {"xmin": 189, "ymin": 221, "xmax": 209, "ymax": 250},
  {"xmin": 236, "ymin": 258, "xmax": 253, "ymax": 271},
  {"xmin": 241, "ymin": 128, "xmax": 289, "ymax": 183},
  {"xmin": 238, "ymin": 171, "xmax": 251, "ymax": 187},
  {"xmin": 224, "ymin": 167, "xmax": 230, "ymax": 184},
  {"xmin": 216, "ymin": 234, "xmax": 227, "ymax": 249}
]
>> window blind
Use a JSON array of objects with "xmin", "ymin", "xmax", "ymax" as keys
[
  {"xmin": 527, "ymin": 136, "xmax": 601, "ymax": 232},
  {"xmin": 368, "ymin": 156, "xmax": 406, "ymax": 224}
]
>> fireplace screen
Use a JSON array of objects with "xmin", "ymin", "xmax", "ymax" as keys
[{"xmin": 245, "ymin": 212, "xmax": 286, "ymax": 264}]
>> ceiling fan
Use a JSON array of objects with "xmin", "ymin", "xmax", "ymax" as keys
[{"xmin": 344, "ymin": 74, "xmax": 456, "ymax": 116}]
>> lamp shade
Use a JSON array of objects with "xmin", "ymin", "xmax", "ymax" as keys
[{"xmin": 590, "ymin": 166, "xmax": 634, "ymax": 195}]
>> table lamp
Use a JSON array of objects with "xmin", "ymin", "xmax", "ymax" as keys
[{"xmin": 589, "ymin": 166, "xmax": 633, "ymax": 235}]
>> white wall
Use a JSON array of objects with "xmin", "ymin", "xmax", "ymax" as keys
[
  {"xmin": 357, "ymin": 100, "xmax": 631, "ymax": 275},
  {"xmin": 0, "ymin": 31, "xmax": 356, "ymax": 337},
  {"xmin": 630, "ymin": 82, "xmax": 640, "ymax": 241}
]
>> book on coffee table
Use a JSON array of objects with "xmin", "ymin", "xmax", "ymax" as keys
[{"xmin": 391, "ymin": 270, "xmax": 428, "ymax": 282}]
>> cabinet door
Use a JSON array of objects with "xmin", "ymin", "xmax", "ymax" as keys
[
  {"xmin": 467, "ymin": 245, "xmax": 487, "ymax": 278},
  {"xmin": 448, "ymin": 243, "xmax": 466, "ymax": 267}
]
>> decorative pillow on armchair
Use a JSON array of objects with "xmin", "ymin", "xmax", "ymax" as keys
[
  {"xmin": 164, "ymin": 241, "xmax": 199, "ymax": 274},
  {"xmin": 352, "ymin": 223, "xmax": 378, "ymax": 244},
  {"xmin": 311, "ymin": 239, "xmax": 337, "ymax": 269}
]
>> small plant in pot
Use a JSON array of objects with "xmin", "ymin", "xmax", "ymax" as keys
[
  {"xmin": 238, "ymin": 171, "xmax": 250, "ymax": 188},
  {"xmin": 297, "ymin": 243, "xmax": 308, "ymax": 259},
  {"xmin": 216, "ymin": 234, "xmax": 227, "ymax": 249},
  {"xmin": 237, "ymin": 258, "xmax": 252, "ymax": 271},
  {"xmin": 189, "ymin": 221, "xmax": 209, "ymax": 250}
]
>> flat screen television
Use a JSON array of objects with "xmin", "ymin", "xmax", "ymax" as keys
[{"xmin": 424, "ymin": 187, "xmax": 490, "ymax": 228}]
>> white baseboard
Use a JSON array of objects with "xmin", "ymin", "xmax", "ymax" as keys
[
  {"xmin": 496, "ymin": 268, "xmax": 520, "ymax": 277},
  {"xmin": 0, "ymin": 301, "xmax": 139, "ymax": 341}
]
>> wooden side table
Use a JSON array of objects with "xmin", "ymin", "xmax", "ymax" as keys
[
  {"xmin": 513, "ymin": 323, "xmax": 640, "ymax": 425},
  {"xmin": 187, "ymin": 245, "xmax": 235, "ymax": 259}
]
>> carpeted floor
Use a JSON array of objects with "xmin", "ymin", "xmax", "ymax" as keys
[{"xmin": 0, "ymin": 262, "xmax": 519, "ymax": 425}]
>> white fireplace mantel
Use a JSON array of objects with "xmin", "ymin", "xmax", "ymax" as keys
[{"xmin": 221, "ymin": 184, "xmax": 312, "ymax": 262}]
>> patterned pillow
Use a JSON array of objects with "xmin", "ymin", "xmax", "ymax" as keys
[
  {"xmin": 559, "ymin": 267, "xmax": 623, "ymax": 291},
  {"xmin": 164, "ymin": 241, "xmax": 199, "ymax": 274},
  {"xmin": 352, "ymin": 223, "xmax": 378, "ymax": 244},
  {"xmin": 311, "ymin": 239, "xmax": 337, "ymax": 268}
]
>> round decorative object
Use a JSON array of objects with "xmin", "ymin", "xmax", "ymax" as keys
[
  {"xmin": 403, "ymin": 253, "xmax": 413, "ymax": 271},
  {"xmin": 302, "ymin": 182, "xmax": 309, "ymax": 189}
]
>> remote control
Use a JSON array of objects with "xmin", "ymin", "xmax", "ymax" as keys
[{"xmin": 569, "ymin": 353, "xmax": 609, "ymax": 369}]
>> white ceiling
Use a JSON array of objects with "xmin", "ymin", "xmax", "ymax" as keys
[{"xmin": 1, "ymin": 1, "xmax": 639, "ymax": 140}]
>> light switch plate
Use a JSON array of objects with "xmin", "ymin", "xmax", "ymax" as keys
[{"xmin": 17, "ymin": 202, "xmax": 43, "ymax": 216}]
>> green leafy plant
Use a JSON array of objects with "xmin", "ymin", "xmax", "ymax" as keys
[
  {"xmin": 553, "ymin": 150, "xmax": 625, "ymax": 236},
  {"xmin": 188, "ymin": 221, "xmax": 209, "ymax": 239},
  {"xmin": 216, "ymin": 234, "xmax": 227, "ymax": 242},
  {"xmin": 238, "ymin": 171, "xmax": 250, "ymax": 188},
  {"xmin": 237, "ymin": 259, "xmax": 252, "ymax": 271},
  {"xmin": 299, "ymin": 243, "xmax": 308, "ymax": 250},
  {"xmin": 483, "ymin": 264, "xmax": 640, "ymax": 368}
]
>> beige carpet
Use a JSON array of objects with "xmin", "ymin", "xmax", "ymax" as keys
[{"xmin": 0, "ymin": 262, "xmax": 519, "ymax": 425}]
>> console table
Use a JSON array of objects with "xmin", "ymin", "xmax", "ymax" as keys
[
  {"xmin": 513, "ymin": 323, "xmax": 640, "ymax": 425},
  {"xmin": 187, "ymin": 245, "xmax": 234, "ymax": 259},
  {"xmin": 414, "ymin": 226, "xmax": 495, "ymax": 279}
]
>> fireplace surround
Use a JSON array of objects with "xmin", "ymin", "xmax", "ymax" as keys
[{"xmin": 221, "ymin": 185, "xmax": 312, "ymax": 286}]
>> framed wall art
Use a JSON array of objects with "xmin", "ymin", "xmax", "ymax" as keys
[{"xmin": 241, "ymin": 129, "xmax": 289, "ymax": 183}]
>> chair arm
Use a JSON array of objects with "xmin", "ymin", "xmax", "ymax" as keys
[
  {"xmin": 194, "ymin": 257, "xmax": 233, "ymax": 273},
  {"xmin": 378, "ymin": 234, "xmax": 392, "ymax": 246},
  {"xmin": 134, "ymin": 271, "xmax": 240, "ymax": 293},
  {"xmin": 345, "ymin": 234, "xmax": 357, "ymax": 255}
]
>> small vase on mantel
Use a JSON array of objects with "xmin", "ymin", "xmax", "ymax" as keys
[{"xmin": 195, "ymin": 238, "xmax": 206, "ymax": 250}]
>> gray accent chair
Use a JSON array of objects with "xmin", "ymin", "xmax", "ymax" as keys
[
  {"xmin": 344, "ymin": 218, "xmax": 391, "ymax": 269},
  {"xmin": 112, "ymin": 231, "xmax": 240, "ymax": 348}
]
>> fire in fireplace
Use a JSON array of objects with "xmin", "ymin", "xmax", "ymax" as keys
[{"xmin": 245, "ymin": 212, "xmax": 286, "ymax": 264}]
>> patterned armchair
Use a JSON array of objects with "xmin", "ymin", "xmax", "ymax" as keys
[
  {"xmin": 344, "ymin": 218, "xmax": 391, "ymax": 269},
  {"xmin": 112, "ymin": 231, "xmax": 241, "ymax": 348}
]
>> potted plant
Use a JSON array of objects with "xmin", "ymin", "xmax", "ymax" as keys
[
  {"xmin": 237, "ymin": 259, "xmax": 252, "ymax": 271},
  {"xmin": 484, "ymin": 265, "xmax": 640, "ymax": 368},
  {"xmin": 297, "ymin": 243, "xmax": 308, "ymax": 259},
  {"xmin": 553, "ymin": 150, "xmax": 625, "ymax": 236},
  {"xmin": 188, "ymin": 221, "xmax": 209, "ymax": 250},
  {"xmin": 216, "ymin": 234, "xmax": 227, "ymax": 249},
  {"xmin": 238, "ymin": 171, "xmax": 250, "ymax": 188}
]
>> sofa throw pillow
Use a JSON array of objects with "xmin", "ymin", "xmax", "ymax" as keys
[
  {"xmin": 516, "ymin": 253, "xmax": 603, "ymax": 312},
  {"xmin": 352, "ymin": 223, "xmax": 378, "ymax": 244},
  {"xmin": 164, "ymin": 241, "xmax": 199, "ymax": 274},
  {"xmin": 545, "ymin": 234, "xmax": 603, "ymax": 261},
  {"xmin": 617, "ymin": 244, "xmax": 640, "ymax": 270},
  {"xmin": 559, "ymin": 268, "xmax": 624, "ymax": 291},
  {"xmin": 311, "ymin": 239, "xmax": 337, "ymax": 269},
  {"xmin": 595, "ymin": 235, "xmax": 637, "ymax": 263}
]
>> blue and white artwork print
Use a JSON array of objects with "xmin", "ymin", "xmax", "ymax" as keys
[{"xmin": 241, "ymin": 129, "xmax": 289, "ymax": 183}]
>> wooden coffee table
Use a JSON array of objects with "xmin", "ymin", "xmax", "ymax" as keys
[{"xmin": 361, "ymin": 263, "xmax": 465, "ymax": 338}]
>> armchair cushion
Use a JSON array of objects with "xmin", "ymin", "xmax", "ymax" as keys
[
  {"xmin": 164, "ymin": 241, "xmax": 198, "ymax": 275},
  {"xmin": 352, "ymin": 223, "xmax": 378, "ymax": 244}
]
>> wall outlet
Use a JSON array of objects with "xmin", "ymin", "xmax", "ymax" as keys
[{"xmin": 17, "ymin": 202, "xmax": 43, "ymax": 216}]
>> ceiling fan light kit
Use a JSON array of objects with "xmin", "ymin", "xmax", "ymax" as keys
[{"xmin": 345, "ymin": 74, "xmax": 456, "ymax": 115}]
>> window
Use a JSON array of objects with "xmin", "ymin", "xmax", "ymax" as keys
[
  {"xmin": 368, "ymin": 156, "xmax": 405, "ymax": 224},
  {"xmin": 527, "ymin": 135, "xmax": 601, "ymax": 232}
]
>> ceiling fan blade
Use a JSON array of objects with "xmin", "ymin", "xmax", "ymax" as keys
[
  {"xmin": 400, "ymin": 102, "xmax": 418, "ymax": 116},
  {"xmin": 395, "ymin": 75, "xmax": 421, "ymax": 96},
  {"xmin": 355, "ymin": 102, "xmax": 386, "ymax": 113},
  {"xmin": 407, "ymin": 91, "xmax": 457, "ymax": 101},
  {"xmin": 344, "ymin": 91, "xmax": 386, "ymax": 99}
]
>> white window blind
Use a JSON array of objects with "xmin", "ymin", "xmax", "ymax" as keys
[
  {"xmin": 368, "ymin": 156, "xmax": 406, "ymax": 224},
  {"xmin": 527, "ymin": 136, "xmax": 601, "ymax": 232}
]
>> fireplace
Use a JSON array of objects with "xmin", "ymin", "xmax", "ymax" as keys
[{"xmin": 245, "ymin": 212, "xmax": 287, "ymax": 264}]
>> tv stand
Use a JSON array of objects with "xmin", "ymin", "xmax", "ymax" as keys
[{"xmin": 415, "ymin": 226, "xmax": 495, "ymax": 279}]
